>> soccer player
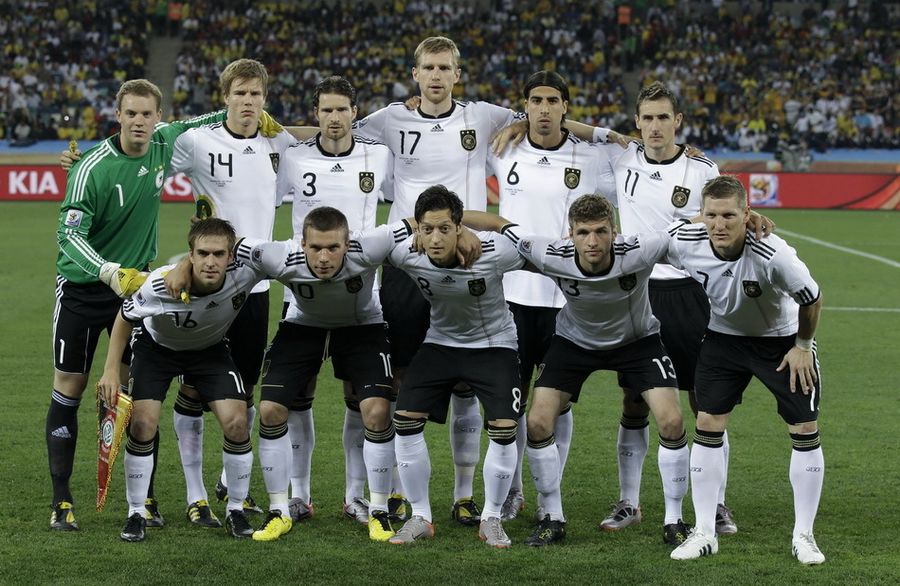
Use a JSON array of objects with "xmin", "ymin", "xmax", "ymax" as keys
[
  {"xmin": 487, "ymin": 70, "xmax": 619, "ymax": 520},
  {"xmin": 668, "ymin": 176, "xmax": 825, "ymax": 565},
  {"xmin": 275, "ymin": 75, "xmax": 392, "ymax": 526},
  {"xmin": 48, "ymin": 79, "xmax": 223, "ymax": 531},
  {"xmin": 386, "ymin": 186, "xmax": 525, "ymax": 548},
  {"xmin": 467, "ymin": 194, "xmax": 690, "ymax": 547},
  {"xmin": 165, "ymin": 58, "xmax": 294, "ymax": 527},
  {"xmin": 599, "ymin": 81, "xmax": 736, "ymax": 540},
  {"xmin": 96, "ymin": 219, "xmax": 265, "ymax": 542},
  {"xmin": 235, "ymin": 207, "xmax": 413, "ymax": 542}
]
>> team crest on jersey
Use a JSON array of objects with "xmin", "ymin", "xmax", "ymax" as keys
[
  {"xmin": 64, "ymin": 209, "xmax": 84, "ymax": 227},
  {"xmin": 155, "ymin": 170, "xmax": 165, "ymax": 189},
  {"xmin": 252, "ymin": 248, "xmax": 263, "ymax": 262},
  {"xmin": 467, "ymin": 278, "xmax": 486, "ymax": 297},
  {"xmin": 564, "ymin": 168, "xmax": 581, "ymax": 189},
  {"xmin": 136, "ymin": 291, "xmax": 146, "ymax": 306},
  {"xmin": 742, "ymin": 280, "xmax": 762, "ymax": 298},
  {"xmin": 359, "ymin": 172, "xmax": 375, "ymax": 193},
  {"xmin": 619, "ymin": 273, "xmax": 637, "ymax": 291},
  {"xmin": 460, "ymin": 129, "xmax": 477, "ymax": 151},
  {"xmin": 671, "ymin": 186, "xmax": 690, "ymax": 208},
  {"xmin": 231, "ymin": 292, "xmax": 247, "ymax": 310},
  {"xmin": 269, "ymin": 153, "xmax": 280, "ymax": 173},
  {"xmin": 345, "ymin": 275, "xmax": 363, "ymax": 293},
  {"xmin": 521, "ymin": 240, "xmax": 533, "ymax": 253}
]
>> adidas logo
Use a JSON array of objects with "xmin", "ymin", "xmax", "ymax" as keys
[
  {"xmin": 330, "ymin": 163, "xmax": 344, "ymax": 173},
  {"xmin": 722, "ymin": 268, "xmax": 734, "ymax": 278},
  {"xmin": 137, "ymin": 166, "xmax": 149, "ymax": 177},
  {"xmin": 649, "ymin": 171, "xmax": 662, "ymax": 181},
  {"xmin": 537, "ymin": 156, "xmax": 550, "ymax": 166},
  {"xmin": 242, "ymin": 146, "xmax": 255, "ymax": 155},
  {"xmin": 51, "ymin": 426, "xmax": 72, "ymax": 439},
  {"xmin": 440, "ymin": 275, "xmax": 455, "ymax": 284},
  {"xmin": 430, "ymin": 123, "xmax": 444, "ymax": 132},
  {"xmin": 206, "ymin": 301, "xmax": 219, "ymax": 309}
]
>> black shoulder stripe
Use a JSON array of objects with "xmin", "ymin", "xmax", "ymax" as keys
[
  {"xmin": 687, "ymin": 155, "xmax": 715, "ymax": 168},
  {"xmin": 546, "ymin": 249, "xmax": 575, "ymax": 259}
]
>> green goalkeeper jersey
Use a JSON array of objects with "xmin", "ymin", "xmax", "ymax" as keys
[{"xmin": 56, "ymin": 111, "xmax": 225, "ymax": 283}]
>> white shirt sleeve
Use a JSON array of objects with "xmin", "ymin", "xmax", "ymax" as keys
[{"xmin": 169, "ymin": 130, "xmax": 195, "ymax": 174}]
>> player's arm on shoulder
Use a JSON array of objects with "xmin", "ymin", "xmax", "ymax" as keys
[
  {"xmin": 97, "ymin": 312, "xmax": 136, "ymax": 404},
  {"xmin": 490, "ymin": 118, "xmax": 527, "ymax": 156},
  {"xmin": 161, "ymin": 109, "xmax": 227, "ymax": 139},
  {"xmin": 163, "ymin": 255, "xmax": 192, "ymax": 301},
  {"xmin": 461, "ymin": 210, "xmax": 514, "ymax": 232},
  {"xmin": 455, "ymin": 226, "xmax": 483, "ymax": 268},
  {"xmin": 746, "ymin": 209, "xmax": 776, "ymax": 239}
]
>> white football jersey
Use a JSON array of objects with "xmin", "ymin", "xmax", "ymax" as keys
[
  {"xmin": 615, "ymin": 143, "xmax": 719, "ymax": 280},
  {"xmin": 123, "ymin": 263, "xmax": 265, "ymax": 351},
  {"xmin": 506, "ymin": 224, "xmax": 679, "ymax": 350},
  {"xmin": 354, "ymin": 100, "xmax": 517, "ymax": 222},
  {"xmin": 388, "ymin": 230, "xmax": 525, "ymax": 350},
  {"xmin": 667, "ymin": 225, "xmax": 820, "ymax": 337},
  {"xmin": 277, "ymin": 134, "xmax": 391, "ymax": 236},
  {"xmin": 489, "ymin": 132, "xmax": 618, "ymax": 308},
  {"xmin": 236, "ymin": 221, "xmax": 412, "ymax": 329},
  {"xmin": 169, "ymin": 123, "xmax": 294, "ymax": 293}
]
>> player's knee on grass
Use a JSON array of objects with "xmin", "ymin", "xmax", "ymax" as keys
[
  {"xmin": 259, "ymin": 400, "xmax": 289, "ymax": 426},
  {"xmin": 360, "ymin": 397, "xmax": 391, "ymax": 432},
  {"xmin": 212, "ymin": 401, "xmax": 249, "ymax": 439}
]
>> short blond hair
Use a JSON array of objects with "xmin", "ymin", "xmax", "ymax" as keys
[
  {"xmin": 414, "ymin": 36, "xmax": 460, "ymax": 68},
  {"xmin": 702, "ymin": 175, "xmax": 747, "ymax": 208},
  {"xmin": 116, "ymin": 79, "xmax": 162, "ymax": 111},
  {"xmin": 219, "ymin": 58, "xmax": 269, "ymax": 97},
  {"xmin": 568, "ymin": 193, "xmax": 616, "ymax": 227}
]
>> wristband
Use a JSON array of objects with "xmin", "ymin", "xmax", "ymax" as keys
[
  {"xmin": 794, "ymin": 337, "xmax": 813, "ymax": 351},
  {"xmin": 592, "ymin": 127, "xmax": 610, "ymax": 144}
]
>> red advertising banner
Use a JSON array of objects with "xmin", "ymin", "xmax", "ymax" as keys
[
  {"xmin": 2, "ymin": 165, "xmax": 897, "ymax": 210},
  {"xmin": 0, "ymin": 166, "xmax": 195, "ymax": 202}
]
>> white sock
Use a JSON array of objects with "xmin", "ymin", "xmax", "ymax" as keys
[
  {"xmin": 510, "ymin": 417, "xmax": 527, "ymax": 493},
  {"xmin": 364, "ymin": 437, "xmax": 394, "ymax": 511},
  {"xmin": 288, "ymin": 409, "xmax": 315, "ymax": 503},
  {"xmin": 658, "ymin": 443, "xmax": 689, "ymax": 524},
  {"xmin": 617, "ymin": 422, "xmax": 649, "ymax": 506},
  {"xmin": 690, "ymin": 443, "xmax": 724, "ymax": 536},
  {"xmin": 450, "ymin": 393, "xmax": 481, "ymax": 500},
  {"xmin": 124, "ymin": 451, "xmax": 153, "ymax": 517},
  {"xmin": 259, "ymin": 432, "xmax": 291, "ymax": 515},
  {"xmin": 342, "ymin": 408, "xmax": 366, "ymax": 503},
  {"xmin": 394, "ymin": 432, "xmax": 432, "ymax": 522},
  {"xmin": 790, "ymin": 445, "xmax": 824, "ymax": 538},
  {"xmin": 718, "ymin": 429, "xmax": 730, "ymax": 504},
  {"xmin": 173, "ymin": 410, "xmax": 207, "ymax": 504},
  {"xmin": 527, "ymin": 440, "xmax": 564, "ymax": 521},
  {"xmin": 481, "ymin": 439, "xmax": 517, "ymax": 520},
  {"xmin": 223, "ymin": 448, "xmax": 253, "ymax": 513},
  {"xmin": 555, "ymin": 408, "xmax": 574, "ymax": 473}
]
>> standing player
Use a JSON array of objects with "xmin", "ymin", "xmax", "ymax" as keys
[
  {"xmin": 487, "ymin": 70, "xmax": 619, "ymax": 519},
  {"xmin": 48, "ymin": 79, "xmax": 224, "ymax": 530},
  {"xmin": 237, "ymin": 207, "xmax": 413, "ymax": 542},
  {"xmin": 164, "ymin": 58, "xmax": 294, "ymax": 527},
  {"xmin": 96, "ymin": 219, "xmax": 264, "ymax": 542},
  {"xmin": 668, "ymin": 176, "xmax": 825, "ymax": 565},
  {"xmin": 275, "ymin": 76, "xmax": 392, "ymax": 526},
  {"xmin": 598, "ymin": 81, "xmax": 735, "ymax": 540},
  {"xmin": 387, "ymin": 186, "xmax": 525, "ymax": 548}
]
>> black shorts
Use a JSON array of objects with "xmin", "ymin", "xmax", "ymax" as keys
[
  {"xmin": 508, "ymin": 302, "xmax": 559, "ymax": 389},
  {"xmin": 52, "ymin": 276, "xmax": 131, "ymax": 373},
  {"xmin": 649, "ymin": 277, "xmax": 710, "ymax": 391},
  {"xmin": 536, "ymin": 334, "xmax": 678, "ymax": 401},
  {"xmin": 398, "ymin": 344, "xmax": 521, "ymax": 423},
  {"xmin": 260, "ymin": 321, "xmax": 393, "ymax": 407},
  {"xmin": 380, "ymin": 265, "xmax": 430, "ymax": 368},
  {"xmin": 129, "ymin": 332, "xmax": 247, "ymax": 403},
  {"xmin": 694, "ymin": 330, "xmax": 821, "ymax": 424}
]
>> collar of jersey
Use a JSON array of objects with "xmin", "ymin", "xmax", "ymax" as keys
[
  {"xmin": 306, "ymin": 257, "xmax": 347, "ymax": 279},
  {"xmin": 222, "ymin": 118, "xmax": 259, "ymax": 140},
  {"xmin": 708, "ymin": 237, "xmax": 748, "ymax": 262},
  {"xmin": 315, "ymin": 134, "xmax": 355, "ymax": 157},
  {"xmin": 526, "ymin": 128, "xmax": 570, "ymax": 152},
  {"xmin": 642, "ymin": 144, "xmax": 685, "ymax": 165},
  {"xmin": 574, "ymin": 249, "xmax": 614, "ymax": 277},
  {"xmin": 417, "ymin": 100, "xmax": 456, "ymax": 119}
]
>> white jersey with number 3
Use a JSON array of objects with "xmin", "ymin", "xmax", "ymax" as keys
[{"xmin": 667, "ymin": 225, "xmax": 820, "ymax": 337}]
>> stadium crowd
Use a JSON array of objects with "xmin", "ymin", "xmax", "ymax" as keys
[{"xmin": 1, "ymin": 1, "xmax": 895, "ymax": 151}]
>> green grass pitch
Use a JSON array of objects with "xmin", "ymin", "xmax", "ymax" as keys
[{"xmin": 0, "ymin": 202, "xmax": 897, "ymax": 584}]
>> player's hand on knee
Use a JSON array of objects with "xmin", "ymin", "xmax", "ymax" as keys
[
  {"xmin": 777, "ymin": 346, "xmax": 816, "ymax": 394},
  {"xmin": 491, "ymin": 120, "xmax": 528, "ymax": 155}
]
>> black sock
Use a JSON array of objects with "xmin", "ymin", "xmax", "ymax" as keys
[{"xmin": 46, "ymin": 390, "xmax": 80, "ymax": 503}]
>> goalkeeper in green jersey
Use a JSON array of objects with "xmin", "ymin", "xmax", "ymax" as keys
[{"xmin": 48, "ymin": 79, "xmax": 226, "ymax": 531}]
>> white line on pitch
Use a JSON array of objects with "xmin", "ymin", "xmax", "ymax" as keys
[
  {"xmin": 778, "ymin": 229, "xmax": 900, "ymax": 269},
  {"xmin": 825, "ymin": 307, "xmax": 900, "ymax": 313}
]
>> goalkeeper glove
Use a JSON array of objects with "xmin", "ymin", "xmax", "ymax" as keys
[
  {"xmin": 99, "ymin": 262, "xmax": 148, "ymax": 298},
  {"xmin": 258, "ymin": 110, "xmax": 284, "ymax": 138}
]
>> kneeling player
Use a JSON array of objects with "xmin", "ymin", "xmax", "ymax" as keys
[
  {"xmin": 668, "ymin": 176, "xmax": 825, "ymax": 565},
  {"xmin": 387, "ymin": 186, "xmax": 526, "ymax": 548},
  {"xmin": 97, "ymin": 219, "xmax": 264, "ymax": 542}
]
